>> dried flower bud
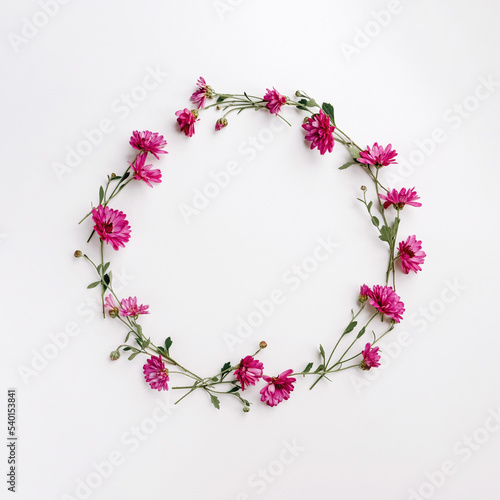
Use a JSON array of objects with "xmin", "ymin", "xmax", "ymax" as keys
[
  {"xmin": 111, "ymin": 173, "xmax": 116, "ymax": 179},
  {"xmin": 259, "ymin": 341, "xmax": 267, "ymax": 349},
  {"xmin": 109, "ymin": 308, "xmax": 120, "ymax": 319},
  {"xmin": 360, "ymin": 186, "xmax": 367, "ymax": 192},
  {"xmin": 110, "ymin": 350, "xmax": 120, "ymax": 361},
  {"xmin": 295, "ymin": 90, "xmax": 302, "ymax": 97},
  {"xmin": 215, "ymin": 117, "xmax": 228, "ymax": 131},
  {"xmin": 74, "ymin": 250, "xmax": 83, "ymax": 258},
  {"xmin": 243, "ymin": 406, "xmax": 250, "ymax": 413},
  {"xmin": 191, "ymin": 109, "xmax": 199, "ymax": 119}
]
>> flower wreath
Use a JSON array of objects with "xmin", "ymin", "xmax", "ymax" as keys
[{"xmin": 75, "ymin": 77, "xmax": 425, "ymax": 411}]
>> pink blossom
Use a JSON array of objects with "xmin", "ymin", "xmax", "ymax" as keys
[
  {"xmin": 367, "ymin": 285, "xmax": 405, "ymax": 323},
  {"xmin": 129, "ymin": 153, "xmax": 162, "ymax": 188},
  {"xmin": 260, "ymin": 369, "xmax": 296, "ymax": 407},
  {"xmin": 129, "ymin": 131, "xmax": 168, "ymax": 160},
  {"xmin": 379, "ymin": 187, "xmax": 421, "ymax": 210},
  {"xmin": 92, "ymin": 205, "xmax": 131, "ymax": 251},
  {"xmin": 360, "ymin": 343, "xmax": 381, "ymax": 370},
  {"xmin": 175, "ymin": 108, "xmax": 199, "ymax": 137},
  {"xmin": 143, "ymin": 355, "xmax": 169, "ymax": 391},
  {"xmin": 119, "ymin": 297, "xmax": 149, "ymax": 317},
  {"xmin": 104, "ymin": 295, "xmax": 120, "ymax": 312},
  {"xmin": 263, "ymin": 87, "xmax": 287, "ymax": 115},
  {"xmin": 234, "ymin": 356, "xmax": 264, "ymax": 391},
  {"xmin": 302, "ymin": 110, "xmax": 335, "ymax": 155},
  {"xmin": 398, "ymin": 235, "xmax": 426, "ymax": 274},
  {"xmin": 358, "ymin": 143, "xmax": 397, "ymax": 167},
  {"xmin": 359, "ymin": 284, "xmax": 372, "ymax": 303},
  {"xmin": 190, "ymin": 77, "xmax": 213, "ymax": 109}
]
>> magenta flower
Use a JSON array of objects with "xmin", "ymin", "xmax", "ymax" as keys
[
  {"xmin": 129, "ymin": 153, "xmax": 162, "ymax": 188},
  {"xmin": 358, "ymin": 143, "xmax": 397, "ymax": 167},
  {"xmin": 302, "ymin": 110, "xmax": 335, "ymax": 155},
  {"xmin": 92, "ymin": 205, "xmax": 131, "ymax": 251},
  {"xmin": 260, "ymin": 369, "xmax": 296, "ymax": 407},
  {"xmin": 143, "ymin": 355, "xmax": 169, "ymax": 391},
  {"xmin": 263, "ymin": 87, "xmax": 287, "ymax": 115},
  {"xmin": 234, "ymin": 356, "xmax": 264, "ymax": 391},
  {"xmin": 104, "ymin": 295, "xmax": 120, "ymax": 315},
  {"xmin": 379, "ymin": 187, "xmax": 422, "ymax": 210},
  {"xmin": 398, "ymin": 235, "xmax": 426, "ymax": 274},
  {"xmin": 190, "ymin": 77, "xmax": 213, "ymax": 109},
  {"xmin": 119, "ymin": 296, "xmax": 150, "ymax": 317},
  {"xmin": 359, "ymin": 284, "xmax": 372, "ymax": 303},
  {"xmin": 176, "ymin": 108, "xmax": 199, "ymax": 137},
  {"xmin": 360, "ymin": 343, "xmax": 381, "ymax": 370},
  {"xmin": 129, "ymin": 131, "xmax": 168, "ymax": 160},
  {"xmin": 367, "ymin": 285, "xmax": 405, "ymax": 323}
]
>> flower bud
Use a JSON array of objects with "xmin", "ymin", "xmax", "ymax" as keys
[
  {"xmin": 74, "ymin": 250, "xmax": 83, "ymax": 258},
  {"xmin": 295, "ymin": 90, "xmax": 303, "ymax": 97},
  {"xmin": 243, "ymin": 406, "xmax": 250, "ymax": 413},
  {"xmin": 111, "ymin": 173, "xmax": 116, "ymax": 179},
  {"xmin": 110, "ymin": 350, "xmax": 120, "ymax": 361},
  {"xmin": 360, "ymin": 185, "xmax": 367, "ymax": 192},
  {"xmin": 190, "ymin": 109, "xmax": 199, "ymax": 119},
  {"xmin": 109, "ymin": 308, "xmax": 120, "ymax": 319},
  {"xmin": 259, "ymin": 341, "xmax": 267, "ymax": 349},
  {"xmin": 215, "ymin": 117, "xmax": 228, "ymax": 131}
]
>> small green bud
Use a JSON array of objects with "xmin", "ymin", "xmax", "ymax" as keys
[
  {"xmin": 110, "ymin": 350, "xmax": 120, "ymax": 361},
  {"xmin": 360, "ymin": 185, "xmax": 367, "ymax": 192},
  {"xmin": 243, "ymin": 406, "xmax": 250, "ymax": 413},
  {"xmin": 74, "ymin": 250, "xmax": 83, "ymax": 258}
]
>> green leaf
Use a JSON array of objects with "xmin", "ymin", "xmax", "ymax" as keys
[
  {"xmin": 338, "ymin": 161, "xmax": 356, "ymax": 170},
  {"xmin": 314, "ymin": 364, "xmax": 325, "ymax": 374},
  {"xmin": 379, "ymin": 225, "xmax": 393, "ymax": 243},
  {"xmin": 209, "ymin": 393, "xmax": 220, "ymax": 410},
  {"xmin": 87, "ymin": 281, "xmax": 101, "ymax": 289},
  {"xmin": 298, "ymin": 98, "xmax": 308, "ymax": 106},
  {"xmin": 393, "ymin": 216, "xmax": 400, "ymax": 234},
  {"xmin": 306, "ymin": 98, "xmax": 319, "ymax": 107},
  {"xmin": 228, "ymin": 386, "xmax": 240, "ymax": 393},
  {"xmin": 157, "ymin": 346, "xmax": 167, "ymax": 357},
  {"xmin": 348, "ymin": 145, "xmax": 360, "ymax": 159},
  {"xmin": 123, "ymin": 346, "xmax": 131, "ymax": 351},
  {"xmin": 165, "ymin": 337, "xmax": 173, "ymax": 354},
  {"xmin": 321, "ymin": 102, "xmax": 335, "ymax": 125},
  {"xmin": 221, "ymin": 362, "xmax": 231, "ymax": 374},
  {"xmin": 102, "ymin": 262, "xmax": 110, "ymax": 274},
  {"xmin": 99, "ymin": 186, "xmax": 104, "ymax": 204},
  {"xmin": 216, "ymin": 94, "xmax": 229, "ymax": 103},
  {"xmin": 343, "ymin": 320, "xmax": 358, "ymax": 336},
  {"xmin": 371, "ymin": 216, "xmax": 380, "ymax": 227},
  {"xmin": 142, "ymin": 338, "xmax": 150, "ymax": 350},
  {"xmin": 367, "ymin": 201, "xmax": 373, "ymax": 211},
  {"xmin": 136, "ymin": 324, "xmax": 143, "ymax": 336},
  {"xmin": 124, "ymin": 331, "xmax": 133, "ymax": 343},
  {"xmin": 319, "ymin": 344, "xmax": 326, "ymax": 362},
  {"xmin": 128, "ymin": 351, "xmax": 140, "ymax": 360},
  {"xmin": 296, "ymin": 105, "xmax": 308, "ymax": 111},
  {"xmin": 356, "ymin": 326, "xmax": 366, "ymax": 339},
  {"xmin": 122, "ymin": 171, "xmax": 130, "ymax": 182},
  {"xmin": 303, "ymin": 362, "xmax": 314, "ymax": 374},
  {"xmin": 103, "ymin": 273, "xmax": 110, "ymax": 285}
]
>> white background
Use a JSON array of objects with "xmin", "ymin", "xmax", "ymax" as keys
[{"xmin": 1, "ymin": 0, "xmax": 499, "ymax": 499}]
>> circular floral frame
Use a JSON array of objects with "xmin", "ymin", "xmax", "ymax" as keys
[{"xmin": 76, "ymin": 78, "xmax": 426, "ymax": 412}]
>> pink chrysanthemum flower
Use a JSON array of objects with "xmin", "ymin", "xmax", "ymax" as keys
[
  {"xmin": 129, "ymin": 131, "xmax": 168, "ymax": 160},
  {"xmin": 367, "ymin": 285, "xmax": 405, "ymax": 323},
  {"xmin": 379, "ymin": 187, "xmax": 422, "ymax": 210},
  {"xmin": 190, "ymin": 77, "xmax": 213, "ymax": 109},
  {"xmin": 92, "ymin": 205, "xmax": 131, "ymax": 251},
  {"xmin": 104, "ymin": 295, "xmax": 120, "ymax": 317},
  {"xmin": 119, "ymin": 296, "xmax": 149, "ymax": 317},
  {"xmin": 263, "ymin": 87, "xmax": 287, "ymax": 115},
  {"xmin": 359, "ymin": 284, "xmax": 372, "ymax": 303},
  {"xmin": 260, "ymin": 369, "xmax": 296, "ymax": 407},
  {"xmin": 358, "ymin": 143, "xmax": 397, "ymax": 168},
  {"xmin": 175, "ymin": 108, "xmax": 199, "ymax": 137},
  {"xmin": 302, "ymin": 110, "xmax": 335, "ymax": 155},
  {"xmin": 143, "ymin": 355, "xmax": 169, "ymax": 391},
  {"xmin": 234, "ymin": 356, "xmax": 264, "ymax": 391},
  {"xmin": 360, "ymin": 343, "xmax": 381, "ymax": 370},
  {"xmin": 129, "ymin": 153, "xmax": 162, "ymax": 188},
  {"xmin": 215, "ymin": 117, "xmax": 228, "ymax": 131},
  {"xmin": 398, "ymin": 235, "xmax": 426, "ymax": 274}
]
